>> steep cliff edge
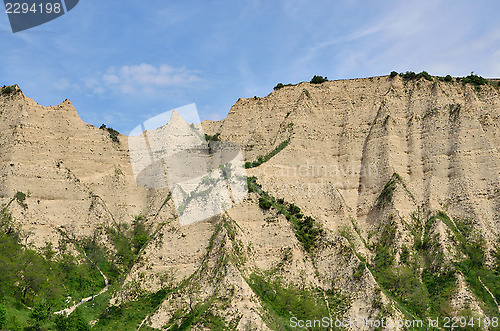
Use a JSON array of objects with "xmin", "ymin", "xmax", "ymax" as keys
[
  {"xmin": 1, "ymin": 75, "xmax": 499, "ymax": 330},
  {"xmin": 217, "ymin": 76, "xmax": 500, "ymax": 239},
  {"xmin": 0, "ymin": 86, "xmax": 172, "ymax": 246}
]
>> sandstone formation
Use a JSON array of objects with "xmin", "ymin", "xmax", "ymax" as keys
[{"xmin": 1, "ymin": 75, "xmax": 499, "ymax": 330}]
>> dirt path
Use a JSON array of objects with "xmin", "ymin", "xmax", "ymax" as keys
[
  {"xmin": 478, "ymin": 276, "xmax": 500, "ymax": 313},
  {"xmin": 54, "ymin": 267, "xmax": 109, "ymax": 316}
]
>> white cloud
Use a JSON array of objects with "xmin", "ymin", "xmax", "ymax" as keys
[{"xmin": 85, "ymin": 63, "xmax": 201, "ymax": 96}]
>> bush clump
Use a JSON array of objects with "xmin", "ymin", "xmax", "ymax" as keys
[
  {"xmin": 258, "ymin": 197, "xmax": 272, "ymax": 210},
  {"xmin": 438, "ymin": 74, "xmax": 454, "ymax": 82},
  {"xmin": 131, "ymin": 215, "xmax": 149, "ymax": 254},
  {"xmin": 14, "ymin": 191, "xmax": 28, "ymax": 209},
  {"xmin": 247, "ymin": 176, "xmax": 323, "ymax": 252},
  {"xmin": 390, "ymin": 71, "xmax": 398, "ymax": 78},
  {"xmin": 273, "ymin": 83, "xmax": 293, "ymax": 90},
  {"xmin": 461, "ymin": 73, "xmax": 488, "ymax": 86},
  {"xmin": 100, "ymin": 124, "xmax": 120, "ymax": 143},
  {"xmin": 401, "ymin": 71, "xmax": 417, "ymax": 80},
  {"xmin": 0, "ymin": 208, "xmax": 106, "ymax": 329},
  {"xmin": 417, "ymin": 71, "xmax": 432, "ymax": 81},
  {"xmin": 401, "ymin": 71, "xmax": 432, "ymax": 81},
  {"xmin": 245, "ymin": 140, "xmax": 290, "ymax": 169},
  {"xmin": 246, "ymin": 272, "xmax": 348, "ymax": 328},
  {"xmin": 54, "ymin": 309, "xmax": 90, "ymax": 330},
  {"xmin": 310, "ymin": 75, "xmax": 328, "ymax": 84},
  {"xmin": 1, "ymin": 85, "xmax": 15, "ymax": 95},
  {"xmin": 204, "ymin": 133, "xmax": 220, "ymax": 142},
  {"xmin": 106, "ymin": 217, "xmax": 151, "ymax": 271}
]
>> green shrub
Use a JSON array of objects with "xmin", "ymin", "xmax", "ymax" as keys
[
  {"xmin": 401, "ymin": 71, "xmax": 433, "ymax": 81},
  {"xmin": 462, "ymin": 73, "xmax": 488, "ymax": 86},
  {"xmin": 204, "ymin": 133, "xmax": 220, "ymax": 142},
  {"xmin": 14, "ymin": 191, "xmax": 28, "ymax": 209},
  {"xmin": 310, "ymin": 75, "xmax": 328, "ymax": 84},
  {"xmin": 0, "ymin": 85, "xmax": 15, "ymax": 95},
  {"xmin": 0, "ymin": 301, "xmax": 5, "ymax": 329},
  {"xmin": 288, "ymin": 204, "xmax": 301, "ymax": 215},
  {"xmin": 401, "ymin": 71, "xmax": 417, "ymax": 80},
  {"xmin": 400, "ymin": 246, "xmax": 410, "ymax": 264},
  {"xmin": 390, "ymin": 71, "xmax": 398, "ymax": 78},
  {"xmin": 54, "ymin": 309, "xmax": 90, "ymax": 331},
  {"xmin": 246, "ymin": 176, "xmax": 261, "ymax": 193},
  {"xmin": 106, "ymin": 219, "xmax": 151, "ymax": 270},
  {"xmin": 295, "ymin": 216, "xmax": 322, "ymax": 252},
  {"xmin": 444, "ymin": 75, "xmax": 452, "ymax": 82},
  {"xmin": 273, "ymin": 83, "xmax": 293, "ymax": 90},
  {"xmin": 99, "ymin": 124, "xmax": 120, "ymax": 143},
  {"xmin": 418, "ymin": 71, "xmax": 432, "ymax": 81},
  {"xmin": 374, "ymin": 244, "xmax": 394, "ymax": 270},
  {"xmin": 376, "ymin": 173, "xmax": 401, "ymax": 208},
  {"xmin": 352, "ymin": 262, "xmax": 365, "ymax": 280},
  {"xmin": 247, "ymin": 273, "xmax": 348, "ymax": 328},
  {"xmin": 14, "ymin": 191, "xmax": 26, "ymax": 202},
  {"xmin": 131, "ymin": 216, "xmax": 149, "ymax": 254},
  {"xmin": 258, "ymin": 197, "xmax": 272, "ymax": 210},
  {"xmin": 245, "ymin": 140, "xmax": 290, "ymax": 169}
]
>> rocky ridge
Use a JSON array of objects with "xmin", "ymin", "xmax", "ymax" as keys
[{"xmin": 1, "ymin": 75, "xmax": 499, "ymax": 330}]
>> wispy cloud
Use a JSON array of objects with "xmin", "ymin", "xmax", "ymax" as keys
[
  {"xmin": 287, "ymin": 0, "xmax": 500, "ymax": 79},
  {"xmin": 85, "ymin": 63, "xmax": 202, "ymax": 96}
]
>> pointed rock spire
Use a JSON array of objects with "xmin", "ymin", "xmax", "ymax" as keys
[{"xmin": 169, "ymin": 109, "xmax": 188, "ymax": 125}]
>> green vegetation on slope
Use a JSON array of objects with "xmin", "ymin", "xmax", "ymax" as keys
[
  {"xmin": 96, "ymin": 288, "xmax": 171, "ymax": 330},
  {"xmin": 273, "ymin": 82, "xmax": 294, "ymax": 90},
  {"xmin": 344, "ymin": 175, "xmax": 500, "ymax": 325},
  {"xmin": 0, "ymin": 203, "xmax": 105, "ymax": 330},
  {"xmin": 375, "ymin": 172, "xmax": 414, "ymax": 209},
  {"xmin": 459, "ymin": 73, "xmax": 489, "ymax": 87},
  {"xmin": 1, "ymin": 85, "xmax": 16, "ymax": 95},
  {"xmin": 204, "ymin": 133, "xmax": 220, "ymax": 142},
  {"xmin": 247, "ymin": 272, "xmax": 349, "ymax": 331},
  {"xmin": 310, "ymin": 75, "xmax": 328, "ymax": 84},
  {"xmin": 106, "ymin": 215, "xmax": 151, "ymax": 272},
  {"xmin": 163, "ymin": 296, "xmax": 236, "ymax": 331},
  {"xmin": 368, "ymin": 212, "xmax": 457, "ymax": 319},
  {"xmin": 395, "ymin": 71, "xmax": 433, "ymax": 81},
  {"xmin": 390, "ymin": 70, "xmax": 499, "ymax": 90},
  {"xmin": 436, "ymin": 212, "xmax": 500, "ymax": 319},
  {"xmin": 245, "ymin": 139, "xmax": 290, "ymax": 169},
  {"xmin": 99, "ymin": 124, "xmax": 120, "ymax": 144},
  {"xmin": 248, "ymin": 176, "xmax": 324, "ymax": 253},
  {"xmin": 0, "ymin": 187, "xmax": 167, "ymax": 331}
]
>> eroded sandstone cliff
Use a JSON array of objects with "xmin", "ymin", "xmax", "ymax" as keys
[{"xmin": 1, "ymin": 75, "xmax": 499, "ymax": 330}]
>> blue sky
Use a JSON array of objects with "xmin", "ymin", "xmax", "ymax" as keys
[{"xmin": 1, "ymin": 0, "xmax": 500, "ymax": 134}]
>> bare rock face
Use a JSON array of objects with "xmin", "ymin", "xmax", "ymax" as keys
[
  {"xmin": 1, "ymin": 76, "xmax": 500, "ymax": 330},
  {"xmin": 219, "ymin": 77, "xmax": 500, "ymax": 239},
  {"xmin": 0, "ymin": 86, "xmax": 162, "ymax": 246}
]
